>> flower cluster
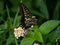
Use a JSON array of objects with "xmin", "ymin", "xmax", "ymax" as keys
[{"xmin": 14, "ymin": 27, "xmax": 28, "ymax": 39}]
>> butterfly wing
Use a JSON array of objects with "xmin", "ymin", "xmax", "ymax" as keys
[{"xmin": 19, "ymin": 3, "xmax": 37, "ymax": 28}]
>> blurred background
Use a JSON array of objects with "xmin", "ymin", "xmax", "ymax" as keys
[{"xmin": 0, "ymin": 0, "xmax": 60, "ymax": 45}]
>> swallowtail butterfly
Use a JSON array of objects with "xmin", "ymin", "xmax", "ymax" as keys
[
  {"xmin": 19, "ymin": 3, "xmax": 37, "ymax": 29},
  {"xmin": 14, "ymin": 3, "xmax": 37, "ymax": 39}
]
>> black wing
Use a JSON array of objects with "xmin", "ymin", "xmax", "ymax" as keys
[{"xmin": 19, "ymin": 3, "xmax": 37, "ymax": 29}]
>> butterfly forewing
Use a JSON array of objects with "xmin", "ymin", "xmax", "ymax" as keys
[{"xmin": 19, "ymin": 3, "xmax": 37, "ymax": 28}]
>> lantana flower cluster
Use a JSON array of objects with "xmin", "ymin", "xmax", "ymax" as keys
[{"xmin": 14, "ymin": 27, "xmax": 28, "ymax": 39}]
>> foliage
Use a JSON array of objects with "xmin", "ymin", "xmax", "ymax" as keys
[{"xmin": 0, "ymin": 0, "xmax": 60, "ymax": 45}]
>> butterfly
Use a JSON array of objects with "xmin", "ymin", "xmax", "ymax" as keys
[
  {"xmin": 14, "ymin": 3, "xmax": 37, "ymax": 39},
  {"xmin": 19, "ymin": 3, "xmax": 37, "ymax": 29}
]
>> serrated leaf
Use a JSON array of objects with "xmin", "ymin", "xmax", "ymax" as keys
[{"xmin": 39, "ymin": 20, "xmax": 60, "ymax": 35}]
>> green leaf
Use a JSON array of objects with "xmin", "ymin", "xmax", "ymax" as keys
[
  {"xmin": 48, "ymin": 26, "xmax": 60, "ymax": 42},
  {"xmin": 22, "ymin": 0, "xmax": 32, "ymax": 3},
  {"xmin": 34, "ymin": 31, "xmax": 44, "ymax": 43},
  {"xmin": 6, "ymin": 34, "xmax": 15, "ymax": 45},
  {"xmin": 0, "ymin": 31, "xmax": 4, "ymax": 35},
  {"xmin": 29, "ymin": 25, "xmax": 38, "ymax": 31},
  {"xmin": 53, "ymin": 1, "xmax": 60, "ymax": 20},
  {"xmin": 6, "ymin": 18, "xmax": 13, "ymax": 29},
  {"xmin": 10, "ymin": 0, "xmax": 19, "ymax": 7},
  {"xmin": 11, "ymin": 6, "xmax": 19, "ymax": 12},
  {"xmin": 29, "ymin": 26, "xmax": 44, "ymax": 43},
  {"xmin": 27, "ymin": 27, "xmax": 44, "ymax": 44},
  {"xmin": 13, "ymin": 16, "xmax": 21, "ymax": 27},
  {"xmin": 20, "ymin": 38, "xmax": 35, "ymax": 45},
  {"xmin": 13, "ymin": 8, "xmax": 19, "ymax": 27},
  {"xmin": 0, "ymin": 16, "xmax": 3, "ymax": 22},
  {"xmin": 0, "ymin": 1, "xmax": 3, "ymax": 14},
  {"xmin": 30, "ymin": 9, "xmax": 48, "ymax": 18},
  {"xmin": 0, "ymin": 23, "xmax": 7, "ymax": 29},
  {"xmin": 33, "ymin": 0, "xmax": 49, "ymax": 19},
  {"xmin": 46, "ymin": 42, "xmax": 55, "ymax": 45},
  {"xmin": 39, "ymin": 20, "xmax": 60, "ymax": 35}
]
